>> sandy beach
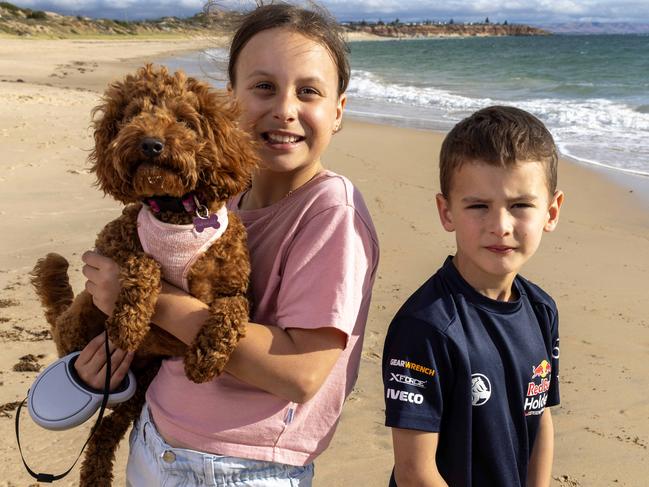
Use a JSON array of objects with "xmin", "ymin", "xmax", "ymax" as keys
[{"xmin": 1, "ymin": 38, "xmax": 648, "ymax": 486}]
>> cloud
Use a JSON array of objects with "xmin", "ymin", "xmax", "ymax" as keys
[
  {"xmin": 10, "ymin": 0, "xmax": 649, "ymax": 22},
  {"xmin": 324, "ymin": 0, "xmax": 649, "ymax": 22},
  {"xmin": 13, "ymin": 0, "xmax": 205, "ymax": 19}
]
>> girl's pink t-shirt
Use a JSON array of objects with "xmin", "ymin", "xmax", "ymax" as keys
[{"xmin": 146, "ymin": 170, "xmax": 379, "ymax": 466}]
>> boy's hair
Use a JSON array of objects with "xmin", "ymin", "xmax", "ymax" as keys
[
  {"xmin": 439, "ymin": 106, "xmax": 558, "ymax": 196},
  {"xmin": 228, "ymin": 2, "xmax": 350, "ymax": 95}
]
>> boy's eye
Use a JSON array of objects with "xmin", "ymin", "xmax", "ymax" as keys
[
  {"xmin": 512, "ymin": 203, "xmax": 534, "ymax": 209},
  {"xmin": 466, "ymin": 204, "xmax": 488, "ymax": 210}
]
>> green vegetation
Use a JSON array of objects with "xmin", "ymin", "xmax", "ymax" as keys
[
  {"xmin": 27, "ymin": 10, "xmax": 47, "ymax": 20},
  {"xmin": 0, "ymin": 1, "xmax": 235, "ymax": 38}
]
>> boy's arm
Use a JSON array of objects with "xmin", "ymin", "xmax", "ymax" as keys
[
  {"xmin": 392, "ymin": 428, "xmax": 448, "ymax": 487},
  {"xmin": 526, "ymin": 408, "xmax": 554, "ymax": 487}
]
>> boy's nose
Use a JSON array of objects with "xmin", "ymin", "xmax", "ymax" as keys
[{"xmin": 489, "ymin": 209, "xmax": 514, "ymax": 236}]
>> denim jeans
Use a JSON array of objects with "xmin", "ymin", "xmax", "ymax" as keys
[{"xmin": 126, "ymin": 406, "xmax": 314, "ymax": 486}]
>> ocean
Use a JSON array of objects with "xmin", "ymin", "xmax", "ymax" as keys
[{"xmin": 163, "ymin": 34, "xmax": 649, "ymax": 177}]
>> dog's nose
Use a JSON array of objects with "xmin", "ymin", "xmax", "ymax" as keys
[{"xmin": 140, "ymin": 137, "xmax": 164, "ymax": 158}]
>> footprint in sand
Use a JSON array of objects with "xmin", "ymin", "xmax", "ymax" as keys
[
  {"xmin": 0, "ymin": 298, "xmax": 20, "ymax": 308},
  {"xmin": 346, "ymin": 386, "xmax": 363, "ymax": 402},
  {"xmin": 362, "ymin": 350, "xmax": 381, "ymax": 362},
  {"xmin": 553, "ymin": 475, "xmax": 581, "ymax": 486}
]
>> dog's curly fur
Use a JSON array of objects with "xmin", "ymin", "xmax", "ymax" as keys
[{"xmin": 30, "ymin": 64, "xmax": 257, "ymax": 486}]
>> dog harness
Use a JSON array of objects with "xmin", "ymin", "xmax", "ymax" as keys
[{"xmin": 137, "ymin": 204, "xmax": 229, "ymax": 292}]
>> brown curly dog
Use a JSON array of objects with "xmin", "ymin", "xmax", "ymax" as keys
[{"xmin": 30, "ymin": 64, "xmax": 257, "ymax": 486}]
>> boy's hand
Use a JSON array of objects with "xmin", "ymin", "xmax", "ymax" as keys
[
  {"xmin": 74, "ymin": 332, "xmax": 134, "ymax": 391},
  {"xmin": 82, "ymin": 250, "xmax": 121, "ymax": 317}
]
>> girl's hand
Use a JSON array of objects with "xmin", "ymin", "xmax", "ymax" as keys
[
  {"xmin": 73, "ymin": 333, "xmax": 134, "ymax": 391},
  {"xmin": 82, "ymin": 250, "xmax": 121, "ymax": 317}
]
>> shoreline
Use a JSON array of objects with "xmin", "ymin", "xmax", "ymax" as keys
[{"xmin": 1, "ymin": 39, "xmax": 648, "ymax": 486}]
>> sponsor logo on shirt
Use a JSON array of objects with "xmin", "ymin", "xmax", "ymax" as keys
[
  {"xmin": 471, "ymin": 373, "xmax": 492, "ymax": 406},
  {"xmin": 524, "ymin": 359, "xmax": 552, "ymax": 416},
  {"xmin": 386, "ymin": 388, "xmax": 424, "ymax": 405},
  {"xmin": 552, "ymin": 338, "xmax": 560, "ymax": 359},
  {"xmin": 531, "ymin": 359, "xmax": 551, "ymax": 379},
  {"xmin": 389, "ymin": 358, "xmax": 436, "ymax": 377},
  {"xmin": 389, "ymin": 373, "xmax": 427, "ymax": 389}
]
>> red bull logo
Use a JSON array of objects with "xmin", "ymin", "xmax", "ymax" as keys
[{"xmin": 531, "ymin": 359, "xmax": 551, "ymax": 379}]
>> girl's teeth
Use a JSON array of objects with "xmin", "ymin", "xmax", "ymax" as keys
[{"xmin": 267, "ymin": 133, "xmax": 299, "ymax": 144}]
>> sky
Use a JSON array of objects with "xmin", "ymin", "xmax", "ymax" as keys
[{"xmin": 9, "ymin": 0, "xmax": 649, "ymax": 24}]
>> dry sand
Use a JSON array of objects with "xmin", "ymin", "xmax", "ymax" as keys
[{"xmin": 1, "ymin": 39, "xmax": 648, "ymax": 487}]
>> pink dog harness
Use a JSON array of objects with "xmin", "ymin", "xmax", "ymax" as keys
[{"xmin": 137, "ymin": 205, "xmax": 229, "ymax": 292}]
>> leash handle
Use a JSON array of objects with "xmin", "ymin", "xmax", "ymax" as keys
[{"xmin": 15, "ymin": 330, "xmax": 113, "ymax": 483}]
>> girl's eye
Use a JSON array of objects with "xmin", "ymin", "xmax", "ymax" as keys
[
  {"xmin": 254, "ymin": 82, "xmax": 273, "ymax": 91},
  {"xmin": 299, "ymin": 87, "xmax": 320, "ymax": 96}
]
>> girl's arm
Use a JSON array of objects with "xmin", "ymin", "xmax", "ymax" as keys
[
  {"xmin": 83, "ymin": 251, "xmax": 346, "ymax": 403},
  {"xmin": 526, "ymin": 408, "xmax": 554, "ymax": 487}
]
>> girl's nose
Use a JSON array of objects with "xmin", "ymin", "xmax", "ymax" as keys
[{"xmin": 273, "ymin": 92, "xmax": 297, "ymax": 123}]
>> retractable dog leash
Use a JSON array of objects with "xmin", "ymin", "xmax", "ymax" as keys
[{"xmin": 14, "ymin": 329, "xmax": 135, "ymax": 483}]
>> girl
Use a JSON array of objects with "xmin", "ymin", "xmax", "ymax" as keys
[{"xmin": 77, "ymin": 3, "xmax": 379, "ymax": 486}]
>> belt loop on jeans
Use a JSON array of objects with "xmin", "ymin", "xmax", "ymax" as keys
[{"xmin": 204, "ymin": 456, "xmax": 216, "ymax": 486}]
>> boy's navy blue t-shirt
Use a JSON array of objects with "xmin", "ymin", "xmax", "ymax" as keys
[{"xmin": 383, "ymin": 256, "xmax": 560, "ymax": 487}]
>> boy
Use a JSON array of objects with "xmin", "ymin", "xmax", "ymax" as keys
[{"xmin": 382, "ymin": 106, "xmax": 564, "ymax": 487}]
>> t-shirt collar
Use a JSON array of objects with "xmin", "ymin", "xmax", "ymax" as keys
[{"xmin": 441, "ymin": 255, "xmax": 525, "ymax": 314}]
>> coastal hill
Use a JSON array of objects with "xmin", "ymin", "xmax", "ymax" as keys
[
  {"xmin": 343, "ymin": 20, "xmax": 549, "ymax": 38},
  {"xmin": 0, "ymin": 2, "xmax": 226, "ymax": 37},
  {"xmin": 0, "ymin": 2, "xmax": 548, "ymax": 38}
]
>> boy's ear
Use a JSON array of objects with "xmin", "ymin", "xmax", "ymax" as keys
[
  {"xmin": 544, "ymin": 190, "xmax": 564, "ymax": 232},
  {"xmin": 436, "ymin": 193, "xmax": 455, "ymax": 232}
]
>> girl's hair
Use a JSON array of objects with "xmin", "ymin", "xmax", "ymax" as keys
[{"xmin": 228, "ymin": 2, "xmax": 350, "ymax": 95}]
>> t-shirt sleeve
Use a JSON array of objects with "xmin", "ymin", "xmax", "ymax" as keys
[
  {"xmin": 275, "ymin": 205, "xmax": 377, "ymax": 339},
  {"xmin": 547, "ymin": 309, "xmax": 560, "ymax": 407},
  {"xmin": 382, "ymin": 317, "xmax": 452, "ymax": 432}
]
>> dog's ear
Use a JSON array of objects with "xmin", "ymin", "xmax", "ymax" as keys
[
  {"xmin": 89, "ymin": 75, "xmax": 135, "ymax": 201},
  {"xmin": 191, "ymin": 80, "xmax": 258, "ymax": 201}
]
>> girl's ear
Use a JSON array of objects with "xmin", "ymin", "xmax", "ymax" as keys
[
  {"xmin": 333, "ymin": 93, "xmax": 346, "ymax": 133},
  {"xmin": 436, "ymin": 193, "xmax": 455, "ymax": 232},
  {"xmin": 544, "ymin": 190, "xmax": 564, "ymax": 232}
]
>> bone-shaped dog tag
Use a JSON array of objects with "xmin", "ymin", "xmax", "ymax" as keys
[{"xmin": 193, "ymin": 213, "xmax": 220, "ymax": 232}]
